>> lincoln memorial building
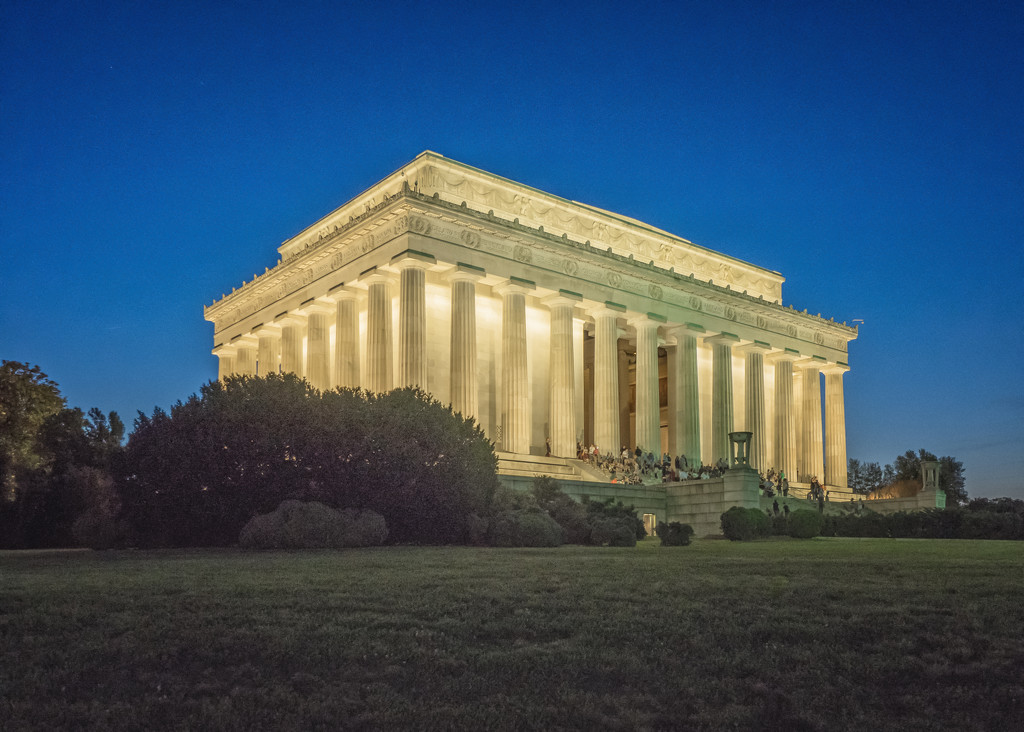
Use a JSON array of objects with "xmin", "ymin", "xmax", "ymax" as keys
[{"xmin": 205, "ymin": 152, "xmax": 857, "ymax": 529}]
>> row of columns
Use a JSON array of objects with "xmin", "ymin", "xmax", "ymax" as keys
[{"xmin": 214, "ymin": 266, "xmax": 848, "ymax": 486}]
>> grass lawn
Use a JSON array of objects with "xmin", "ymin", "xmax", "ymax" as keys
[{"xmin": 2, "ymin": 538, "xmax": 1022, "ymax": 730}]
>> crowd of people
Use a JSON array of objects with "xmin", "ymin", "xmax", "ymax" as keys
[
  {"xmin": 574, "ymin": 442, "xmax": 731, "ymax": 485},
  {"xmin": 568, "ymin": 444, "xmax": 844, "ymax": 504}
]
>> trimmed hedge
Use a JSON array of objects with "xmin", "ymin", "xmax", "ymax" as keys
[
  {"xmin": 787, "ymin": 509, "xmax": 823, "ymax": 539},
  {"xmin": 721, "ymin": 506, "xmax": 772, "ymax": 541},
  {"xmin": 820, "ymin": 507, "xmax": 1024, "ymax": 540}
]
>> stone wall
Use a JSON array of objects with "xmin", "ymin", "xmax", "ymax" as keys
[
  {"xmin": 665, "ymin": 470, "xmax": 761, "ymax": 538},
  {"xmin": 860, "ymin": 489, "xmax": 947, "ymax": 514}
]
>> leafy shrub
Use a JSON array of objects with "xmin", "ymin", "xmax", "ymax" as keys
[
  {"xmin": 787, "ymin": 509, "xmax": 822, "ymax": 539},
  {"xmin": 530, "ymin": 477, "xmax": 591, "ymax": 543},
  {"xmin": 590, "ymin": 517, "xmax": 637, "ymax": 547},
  {"xmin": 584, "ymin": 496, "xmax": 646, "ymax": 540},
  {"xmin": 721, "ymin": 506, "xmax": 771, "ymax": 541},
  {"xmin": 657, "ymin": 521, "xmax": 694, "ymax": 546},
  {"xmin": 525, "ymin": 477, "xmax": 645, "ymax": 545},
  {"xmin": 488, "ymin": 509, "xmax": 563, "ymax": 547},
  {"xmin": 239, "ymin": 500, "xmax": 388, "ymax": 549}
]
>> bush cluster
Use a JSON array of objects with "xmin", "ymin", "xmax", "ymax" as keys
[
  {"xmin": 488, "ymin": 509, "xmax": 564, "ymax": 547},
  {"xmin": 657, "ymin": 521, "xmax": 694, "ymax": 546},
  {"xmin": 472, "ymin": 478, "xmax": 646, "ymax": 547},
  {"xmin": 821, "ymin": 507, "xmax": 1024, "ymax": 540},
  {"xmin": 721, "ymin": 506, "xmax": 772, "ymax": 541},
  {"xmin": 239, "ymin": 501, "xmax": 388, "ymax": 549}
]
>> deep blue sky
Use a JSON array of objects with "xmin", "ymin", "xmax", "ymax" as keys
[{"xmin": 3, "ymin": 1, "xmax": 1021, "ymax": 499}]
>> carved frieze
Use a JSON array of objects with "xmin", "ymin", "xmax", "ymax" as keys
[{"xmin": 419, "ymin": 163, "xmax": 783, "ymax": 302}]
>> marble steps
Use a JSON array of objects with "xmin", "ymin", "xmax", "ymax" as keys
[{"xmin": 495, "ymin": 452, "xmax": 583, "ymax": 480}]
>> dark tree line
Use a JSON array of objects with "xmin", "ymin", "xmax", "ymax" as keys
[
  {"xmin": 0, "ymin": 361, "xmax": 123, "ymax": 548},
  {"xmin": 848, "ymin": 449, "xmax": 967, "ymax": 505},
  {"xmin": 3, "ymin": 364, "xmax": 499, "ymax": 548}
]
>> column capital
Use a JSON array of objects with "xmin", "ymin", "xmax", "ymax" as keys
[
  {"xmin": 822, "ymin": 361, "xmax": 850, "ymax": 375},
  {"xmin": 796, "ymin": 355, "xmax": 828, "ymax": 372},
  {"xmin": 390, "ymin": 249, "xmax": 437, "ymax": 271},
  {"xmin": 294, "ymin": 297, "xmax": 334, "ymax": 316},
  {"xmin": 212, "ymin": 343, "xmax": 236, "ymax": 357},
  {"xmin": 252, "ymin": 322, "xmax": 282, "ymax": 338},
  {"xmin": 493, "ymin": 276, "xmax": 536, "ymax": 297},
  {"xmin": 273, "ymin": 311, "xmax": 306, "ymax": 327},
  {"xmin": 767, "ymin": 347, "xmax": 802, "ymax": 363},
  {"xmin": 736, "ymin": 340, "xmax": 772, "ymax": 354},
  {"xmin": 322, "ymin": 283, "xmax": 361, "ymax": 302},
  {"xmin": 704, "ymin": 331, "xmax": 740, "ymax": 347},
  {"xmin": 587, "ymin": 300, "xmax": 627, "ymax": 319},
  {"xmin": 627, "ymin": 311, "xmax": 666, "ymax": 330},
  {"xmin": 447, "ymin": 262, "xmax": 486, "ymax": 284},
  {"xmin": 672, "ymin": 321, "xmax": 707, "ymax": 337},
  {"xmin": 229, "ymin": 333, "xmax": 259, "ymax": 348},
  {"xmin": 542, "ymin": 289, "xmax": 583, "ymax": 309},
  {"xmin": 356, "ymin": 266, "xmax": 397, "ymax": 287}
]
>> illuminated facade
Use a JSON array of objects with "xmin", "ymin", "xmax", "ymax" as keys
[{"xmin": 205, "ymin": 151, "xmax": 856, "ymax": 489}]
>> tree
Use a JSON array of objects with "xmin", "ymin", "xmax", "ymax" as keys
[
  {"xmin": 885, "ymin": 449, "xmax": 967, "ymax": 506},
  {"xmin": 119, "ymin": 375, "xmax": 499, "ymax": 546},
  {"xmin": 0, "ymin": 361, "xmax": 64, "ymax": 502},
  {"xmin": 848, "ymin": 458, "xmax": 885, "ymax": 495},
  {"xmin": 0, "ymin": 362, "xmax": 124, "ymax": 547}
]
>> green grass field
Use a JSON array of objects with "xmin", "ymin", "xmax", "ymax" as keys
[{"xmin": 2, "ymin": 539, "xmax": 1022, "ymax": 730}]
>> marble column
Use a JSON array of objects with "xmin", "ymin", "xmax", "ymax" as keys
[
  {"xmin": 278, "ymin": 314, "xmax": 306, "ymax": 377},
  {"xmin": 798, "ymin": 360, "xmax": 824, "ymax": 483},
  {"xmin": 496, "ymin": 279, "xmax": 533, "ymax": 453},
  {"xmin": 213, "ymin": 345, "xmax": 235, "ymax": 381},
  {"xmin": 303, "ymin": 304, "xmax": 333, "ymax": 392},
  {"xmin": 706, "ymin": 333, "xmax": 738, "ymax": 464},
  {"xmin": 770, "ymin": 350, "xmax": 799, "ymax": 482},
  {"xmin": 592, "ymin": 304, "xmax": 624, "ymax": 456},
  {"xmin": 363, "ymin": 272, "xmax": 394, "ymax": 393},
  {"xmin": 254, "ymin": 324, "xmax": 281, "ymax": 377},
  {"xmin": 824, "ymin": 364, "xmax": 849, "ymax": 488},
  {"xmin": 546, "ymin": 292, "xmax": 580, "ymax": 457},
  {"xmin": 674, "ymin": 325, "xmax": 703, "ymax": 466},
  {"xmin": 631, "ymin": 314, "xmax": 662, "ymax": 455},
  {"xmin": 330, "ymin": 288, "xmax": 360, "ymax": 388},
  {"xmin": 233, "ymin": 336, "xmax": 258, "ymax": 376},
  {"xmin": 617, "ymin": 346, "xmax": 631, "ymax": 451},
  {"xmin": 741, "ymin": 342, "xmax": 771, "ymax": 474},
  {"xmin": 395, "ymin": 256, "xmax": 430, "ymax": 389},
  {"xmin": 449, "ymin": 266, "xmax": 483, "ymax": 418}
]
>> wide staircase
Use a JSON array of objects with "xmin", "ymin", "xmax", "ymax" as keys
[{"xmin": 495, "ymin": 452, "xmax": 610, "ymax": 483}]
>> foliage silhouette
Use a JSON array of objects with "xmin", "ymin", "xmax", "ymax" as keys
[{"xmin": 120, "ymin": 375, "xmax": 498, "ymax": 546}]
